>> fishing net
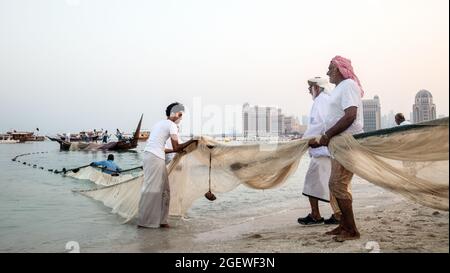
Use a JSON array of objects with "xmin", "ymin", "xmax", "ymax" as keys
[
  {"xmin": 66, "ymin": 166, "xmax": 138, "ymax": 186},
  {"xmin": 76, "ymin": 118, "xmax": 449, "ymax": 222},
  {"xmin": 68, "ymin": 142, "xmax": 117, "ymax": 151}
]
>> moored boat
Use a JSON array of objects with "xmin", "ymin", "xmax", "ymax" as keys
[
  {"xmin": 0, "ymin": 134, "xmax": 20, "ymax": 144},
  {"xmin": 4, "ymin": 131, "xmax": 45, "ymax": 142},
  {"xmin": 48, "ymin": 114, "xmax": 143, "ymax": 151}
]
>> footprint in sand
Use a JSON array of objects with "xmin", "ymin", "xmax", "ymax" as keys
[{"xmin": 247, "ymin": 234, "xmax": 263, "ymax": 239}]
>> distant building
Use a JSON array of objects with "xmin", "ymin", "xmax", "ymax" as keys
[
  {"xmin": 438, "ymin": 114, "xmax": 446, "ymax": 119},
  {"xmin": 362, "ymin": 95, "xmax": 381, "ymax": 132},
  {"xmin": 242, "ymin": 103, "xmax": 305, "ymax": 137},
  {"xmin": 242, "ymin": 103, "xmax": 283, "ymax": 137},
  {"xmin": 283, "ymin": 116, "xmax": 303, "ymax": 135},
  {"xmin": 413, "ymin": 90, "xmax": 436, "ymax": 123},
  {"xmin": 387, "ymin": 111, "xmax": 395, "ymax": 127}
]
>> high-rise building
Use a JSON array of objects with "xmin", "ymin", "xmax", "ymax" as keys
[
  {"xmin": 413, "ymin": 90, "xmax": 436, "ymax": 123},
  {"xmin": 283, "ymin": 116, "xmax": 303, "ymax": 135},
  {"xmin": 362, "ymin": 95, "xmax": 381, "ymax": 132},
  {"xmin": 242, "ymin": 103, "xmax": 284, "ymax": 137},
  {"xmin": 381, "ymin": 110, "xmax": 396, "ymax": 129}
]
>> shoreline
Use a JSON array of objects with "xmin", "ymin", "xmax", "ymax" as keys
[{"xmin": 115, "ymin": 181, "xmax": 449, "ymax": 253}]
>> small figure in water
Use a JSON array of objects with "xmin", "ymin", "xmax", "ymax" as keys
[{"xmin": 90, "ymin": 154, "xmax": 121, "ymax": 174}]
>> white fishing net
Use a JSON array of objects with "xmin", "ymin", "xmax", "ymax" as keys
[
  {"xmin": 76, "ymin": 118, "xmax": 449, "ymax": 222},
  {"xmin": 66, "ymin": 166, "xmax": 138, "ymax": 186}
]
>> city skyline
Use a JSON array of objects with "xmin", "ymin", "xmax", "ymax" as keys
[
  {"xmin": 1, "ymin": 90, "xmax": 447, "ymax": 136},
  {"xmin": 0, "ymin": 0, "xmax": 448, "ymax": 135}
]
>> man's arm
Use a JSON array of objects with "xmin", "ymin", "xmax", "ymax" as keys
[
  {"xmin": 90, "ymin": 161, "xmax": 107, "ymax": 168},
  {"xmin": 170, "ymin": 135, "xmax": 197, "ymax": 153},
  {"xmin": 90, "ymin": 161, "xmax": 100, "ymax": 166},
  {"xmin": 310, "ymin": 106, "xmax": 357, "ymax": 147}
]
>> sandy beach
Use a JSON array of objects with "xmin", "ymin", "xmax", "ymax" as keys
[{"xmin": 113, "ymin": 177, "xmax": 449, "ymax": 253}]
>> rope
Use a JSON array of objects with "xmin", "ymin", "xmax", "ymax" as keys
[
  {"xmin": 117, "ymin": 166, "xmax": 143, "ymax": 173},
  {"xmin": 11, "ymin": 151, "xmax": 143, "ymax": 176},
  {"xmin": 204, "ymin": 145, "xmax": 217, "ymax": 201}
]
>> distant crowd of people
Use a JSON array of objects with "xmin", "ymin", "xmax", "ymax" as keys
[{"xmin": 60, "ymin": 128, "xmax": 130, "ymax": 143}]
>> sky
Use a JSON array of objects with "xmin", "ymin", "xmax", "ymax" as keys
[{"xmin": 0, "ymin": 0, "xmax": 448, "ymax": 135}]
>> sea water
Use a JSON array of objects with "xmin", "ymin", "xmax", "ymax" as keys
[{"xmin": 0, "ymin": 140, "xmax": 354, "ymax": 252}]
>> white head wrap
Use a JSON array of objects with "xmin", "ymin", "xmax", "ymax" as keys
[{"xmin": 307, "ymin": 77, "xmax": 330, "ymax": 90}]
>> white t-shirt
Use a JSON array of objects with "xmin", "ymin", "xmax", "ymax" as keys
[
  {"xmin": 302, "ymin": 92, "xmax": 331, "ymax": 158},
  {"xmin": 165, "ymin": 128, "xmax": 181, "ymax": 163},
  {"xmin": 325, "ymin": 79, "xmax": 364, "ymax": 135},
  {"xmin": 399, "ymin": 120, "xmax": 412, "ymax": 126},
  {"xmin": 144, "ymin": 119, "xmax": 178, "ymax": 160}
]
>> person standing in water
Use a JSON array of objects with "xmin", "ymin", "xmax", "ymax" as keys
[{"xmin": 137, "ymin": 102, "xmax": 197, "ymax": 228}]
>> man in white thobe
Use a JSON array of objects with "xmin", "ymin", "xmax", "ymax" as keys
[{"xmin": 298, "ymin": 77, "xmax": 341, "ymax": 226}]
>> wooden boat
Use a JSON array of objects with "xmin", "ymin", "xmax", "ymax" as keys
[
  {"xmin": 0, "ymin": 135, "xmax": 20, "ymax": 144},
  {"xmin": 4, "ymin": 131, "xmax": 45, "ymax": 142},
  {"xmin": 48, "ymin": 115, "xmax": 143, "ymax": 151}
]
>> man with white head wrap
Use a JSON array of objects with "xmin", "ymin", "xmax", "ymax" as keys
[
  {"xmin": 138, "ymin": 102, "xmax": 197, "ymax": 228},
  {"xmin": 298, "ymin": 77, "xmax": 341, "ymax": 226}
]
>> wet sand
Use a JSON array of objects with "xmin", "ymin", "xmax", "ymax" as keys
[{"xmin": 116, "ymin": 179, "xmax": 449, "ymax": 253}]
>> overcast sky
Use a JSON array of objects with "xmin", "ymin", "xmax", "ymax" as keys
[{"xmin": 0, "ymin": 0, "xmax": 448, "ymax": 135}]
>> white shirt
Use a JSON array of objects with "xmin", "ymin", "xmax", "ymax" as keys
[
  {"xmin": 144, "ymin": 119, "xmax": 178, "ymax": 160},
  {"xmin": 399, "ymin": 120, "xmax": 412, "ymax": 126},
  {"xmin": 325, "ymin": 79, "xmax": 364, "ymax": 135},
  {"xmin": 164, "ymin": 127, "xmax": 181, "ymax": 163},
  {"xmin": 303, "ymin": 92, "xmax": 331, "ymax": 158}
]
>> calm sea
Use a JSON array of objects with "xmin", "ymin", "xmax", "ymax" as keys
[{"xmin": 1, "ymin": 140, "xmax": 365, "ymax": 252}]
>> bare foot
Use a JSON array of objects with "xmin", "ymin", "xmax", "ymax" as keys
[
  {"xmin": 325, "ymin": 226, "xmax": 342, "ymax": 235},
  {"xmin": 333, "ymin": 230, "xmax": 360, "ymax": 242},
  {"xmin": 160, "ymin": 224, "xmax": 170, "ymax": 228}
]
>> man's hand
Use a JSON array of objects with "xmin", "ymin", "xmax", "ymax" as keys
[
  {"xmin": 308, "ymin": 139, "xmax": 321, "ymax": 148},
  {"xmin": 177, "ymin": 139, "xmax": 198, "ymax": 154},
  {"xmin": 318, "ymin": 134, "xmax": 330, "ymax": 146}
]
